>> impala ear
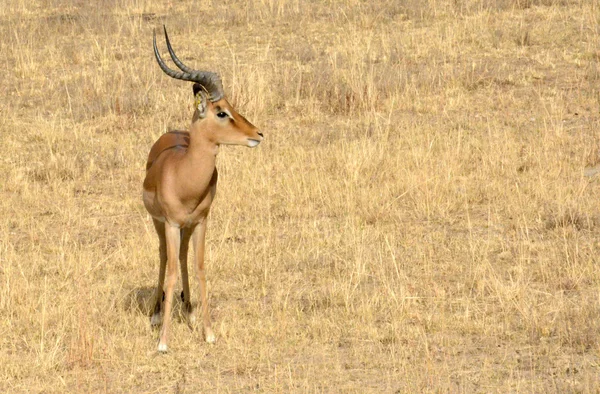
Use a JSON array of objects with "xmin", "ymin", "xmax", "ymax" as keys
[{"xmin": 193, "ymin": 83, "xmax": 208, "ymax": 119}]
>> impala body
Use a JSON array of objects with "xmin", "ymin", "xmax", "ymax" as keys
[{"xmin": 143, "ymin": 27, "xmax": 263, "ymax": 352}]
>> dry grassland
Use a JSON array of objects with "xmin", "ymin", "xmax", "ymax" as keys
[{"xmin": 1, "ymin": 0, "xmax": 600, "ymax": 391}]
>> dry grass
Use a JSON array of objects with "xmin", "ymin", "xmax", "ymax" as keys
[{"xmin": 1, "ymin": 0, "xmax": 600, "ymax": 391}]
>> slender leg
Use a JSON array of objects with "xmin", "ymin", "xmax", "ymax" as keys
[
  {"xmin": 179, "ymin": 227, "xmax": 194, "ymax": 324},
  {"xmin": 157, "ymin": 223, "xmax": 181, "ymax": 353},
  {"xmin": 192, "ymin": 218, "xmax": 215, "ymax": 343},
  {"xmin": 151, "ymin": 219, "xmax": 167, "ymax": 326}
]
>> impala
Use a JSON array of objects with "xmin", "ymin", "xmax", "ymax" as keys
[{"xmin": 143, "ymin": 27, "xmax": 263, "ymax": 353}]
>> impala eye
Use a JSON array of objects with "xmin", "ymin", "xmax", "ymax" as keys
[{"xmin": 216, "ymin": 111, "xmax": 228, "ymax": 119}]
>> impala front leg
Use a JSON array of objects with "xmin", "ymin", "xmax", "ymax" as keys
[
  {"xmin": 179, "ymin": 228, "xmax": 194, "ymax": 324},
  {"xmin": 193, "ymin": 218, "xmax": 215, "ymax": 343},
  {"xmin": 151, "ymin": 219, "xmax": 167, "ymax": 326},
  {"xmin": 158, "ymin": 223, "xmax": 181, "ymax": 353}
]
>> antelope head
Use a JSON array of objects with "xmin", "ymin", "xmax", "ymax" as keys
[{"xmin": 153, "ymin": 26, "xmax": 263, "ymax": 148}]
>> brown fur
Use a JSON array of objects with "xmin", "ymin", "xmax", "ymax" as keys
[
  {"xmin": 145, "ymin": 131, "xmax": 190, "ymax": 171},
  {"xmin": 143, "ymin": 97, "xmax": 263, "ymax": 352}
]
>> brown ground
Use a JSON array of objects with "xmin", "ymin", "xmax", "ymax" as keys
[{"xmin": 1, "ymin": 0, "xmax": 600, "ymax": 392}]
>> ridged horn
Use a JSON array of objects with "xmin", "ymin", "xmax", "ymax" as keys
[
  {"xmin": 163, "ymin": 26, "xmax": 194, "ymax": 74},
  {"xmin": 153, "ymin": 27, "xmax": 224, "ymax": 102}
]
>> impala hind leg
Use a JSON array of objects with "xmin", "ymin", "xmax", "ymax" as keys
[
  {"xmin": 151, "ymin": 219, "xmax": 167, "ymax": 327},
  {"xmin": 193, "ymin": 218, "xmax": 215, "ymax": 343},
  {"xmin": 157, "ymin": 223, "xmax": 181, "ymax": 353},
  {"xmin": 179, "ymin": 227, "xmax": 195, "ymax": 324}
]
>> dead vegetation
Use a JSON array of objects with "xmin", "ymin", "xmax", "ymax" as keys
[{"xmin": 1, "ymin": 0, "xmax": 599, "ymax": 391}]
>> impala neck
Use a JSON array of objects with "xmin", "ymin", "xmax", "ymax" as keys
[
  {"xmin": 187, "ymin": 119, "xmax": 219, "ymax": 158},
  {"xmin": 176, "ymin": 120, "xmax": 218, "ymax": 197}
]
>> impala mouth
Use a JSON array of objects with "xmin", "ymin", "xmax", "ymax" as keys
[{"xmin": 247, "ymin": 139, "xmax": 261, "ymax": 148}]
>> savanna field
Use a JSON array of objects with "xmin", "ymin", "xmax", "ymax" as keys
[{"xmin": 1, "ymin": 0, "xmax": 600, "ymax": 391}]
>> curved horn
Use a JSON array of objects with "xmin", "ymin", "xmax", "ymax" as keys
[
  {"xmin": 163, "ymin": 26, "xmax": 194, "ymax": 74},
  {"xmin": 153, "ymin": 28, "xmax": 224, "ymax": 102}
]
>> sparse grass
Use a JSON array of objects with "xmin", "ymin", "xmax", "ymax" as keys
[{"xmin": 1, "ymin": 0, "xmax": 600, "ymax": 392}]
